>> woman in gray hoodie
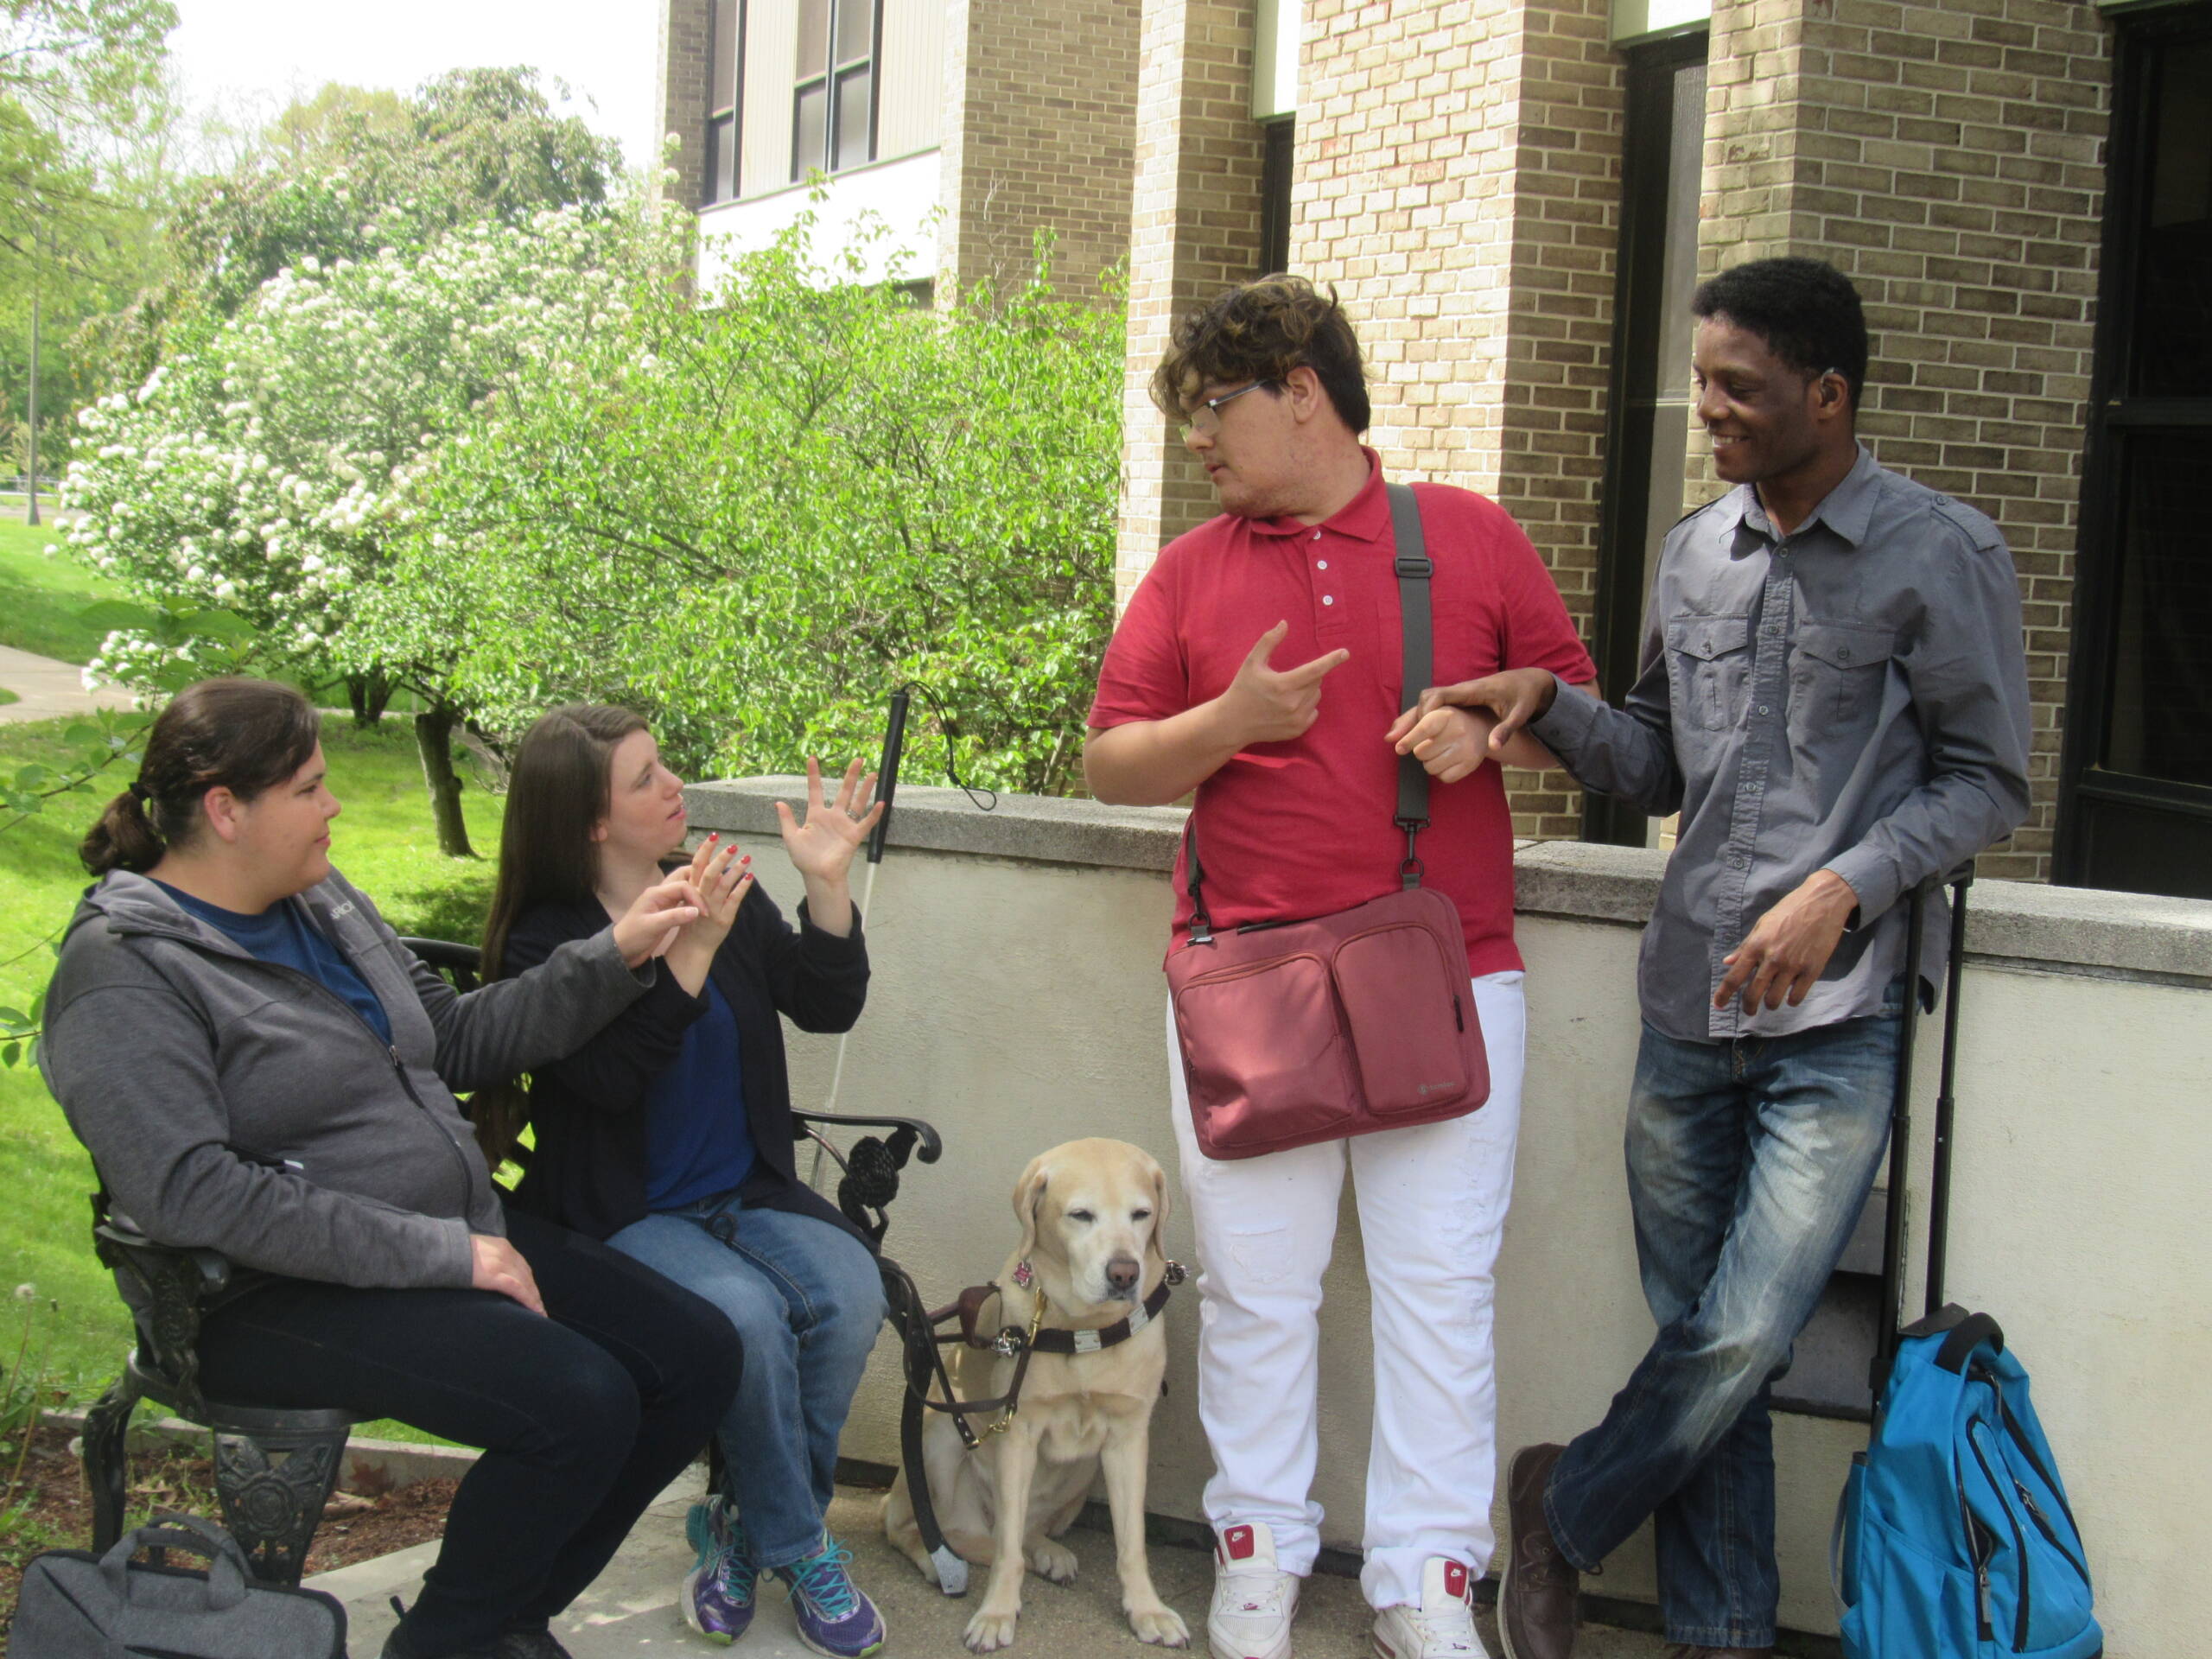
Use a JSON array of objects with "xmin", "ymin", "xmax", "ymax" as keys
[{"xmin": 41, "ymin": 677, "xmax": 746, "ymax": 1659}]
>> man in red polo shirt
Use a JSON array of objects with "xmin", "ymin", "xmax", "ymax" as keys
[{"xmin": 1086, "ymin": 276, "xmax": 1596, "ymax": 1659}]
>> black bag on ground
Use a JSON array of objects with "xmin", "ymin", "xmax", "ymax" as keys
[{"xmin": 12, "ymin": 1512, "xmax": 346, "ymax": 1657}]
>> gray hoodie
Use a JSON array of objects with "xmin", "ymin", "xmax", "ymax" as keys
[{"xmin": 40, "ymin": 868, "xmax": 652, "ymax": 1293}]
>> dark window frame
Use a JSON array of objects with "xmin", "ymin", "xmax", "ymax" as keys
[
  {"xmin": 704, "ymin": 0, "xmax": 745, "ymax": 207},
  {"xmin": 2053, "ymin": 3, "xmax": 2212, "ymax": 897},
  {"xmin": 1259, "ymin": 117, "xmax": 1295, "ymax": 276},
  {"xmin": 791, "ymin": 0, "xmax": 883, "ymax": 182}
]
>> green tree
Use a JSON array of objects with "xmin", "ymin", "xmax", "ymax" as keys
[
  {"xmin": 60, "ymin": 200, "xmax": 651, "ymax": 854},
  {"xmin": 409, "ymin": 214, "xmax": 1122, "ymax": 796},
  {"xmin": 88, "ymin": 67, "xmax": 620, "ymax": 389}
]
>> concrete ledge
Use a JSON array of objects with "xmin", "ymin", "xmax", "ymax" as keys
[{"xmin": 687, "ymin": 779, "xmax": 2212, "ymax": 988}]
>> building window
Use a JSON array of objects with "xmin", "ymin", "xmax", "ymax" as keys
[
  {"xmin": 1586, "ymin": 34, "xmax": 1707, "ymax": 851},
  {"xmin": 1259, "ymin": 118, "xmax": 1295, "ymax": 276},
  {"xmin": 793, "ymin": 0, "xmax": 879, "ymax": 181},
  {"xmin": 705, "ymin": 0, "xmax": 741, "ymax": 205},
  {"xmin": 2057, "ymin": 6, "xmax": 2212, "ymax": 899}
]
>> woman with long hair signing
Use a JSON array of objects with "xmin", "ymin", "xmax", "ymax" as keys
[
  {"xmin": 39, "ymin": 677, "xmax": 745, "ymax": 1659},
  {"xmin": 481, "ymin": 706, "xmax": 888, "ymax": 1659}
]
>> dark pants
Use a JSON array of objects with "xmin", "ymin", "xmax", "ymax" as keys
[{"xmin": 197, "ymin": 1207, "xmax": 743, "ymax": 1657}]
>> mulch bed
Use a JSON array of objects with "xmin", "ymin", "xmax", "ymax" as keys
[{"xmin": 0, "ymin": 1420, "xmax": 454, "ymax": 1656}]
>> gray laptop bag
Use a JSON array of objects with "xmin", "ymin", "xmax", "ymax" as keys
[{"xmin": 13, "ymin": 1513, "xmax": 346, "ymax": 1657}]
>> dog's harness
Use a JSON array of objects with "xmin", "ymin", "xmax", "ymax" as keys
[{"xmin": 886, "ymin": 1258, "xmax": 1185, "ymax": 1597}]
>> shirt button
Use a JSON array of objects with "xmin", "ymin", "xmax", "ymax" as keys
[
  {"xmin": 1757, "ymin": 704, "xmax": 1770, "ymax": 715},
  {"xmin": 1322, "ymin": 595, "xmax": 1335, "ymax": 607},
  {"xmin": 1312, "ymin": 530, "xmax": 1322, "ymax": 541},
  {"xmin": 1839, "ymin": 646, "xmax": 1853, "ymax": 662},
  {"xmin": 1728, "ymin": 853, "xmax": 1747, "ymax": 869},
  {"xmin": 1316, "ymin": 560, "xmax": 1328, "ymax": 570}
]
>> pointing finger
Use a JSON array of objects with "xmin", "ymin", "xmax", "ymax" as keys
[{"xmin": 1279, "ymin": 648, "xmax": 1350, "ymax": 687}]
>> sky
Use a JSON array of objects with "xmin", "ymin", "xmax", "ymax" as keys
[{"xmin": 164, "ymin": 0, "xmax": 664, "ymax": 171}]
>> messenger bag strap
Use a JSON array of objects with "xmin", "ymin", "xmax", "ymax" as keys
[
  {"xmin": 1183, "ymin": 480, "xmax": 1439, "ymax": 933},
  {"xmin": 1386, "ymin": 482, "xmax": 1433, "ymax": 887}
]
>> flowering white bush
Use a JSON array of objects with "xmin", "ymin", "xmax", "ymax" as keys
[{"xmin": 62, "ymin": 202, "xmax": 654, "ymax": 705}]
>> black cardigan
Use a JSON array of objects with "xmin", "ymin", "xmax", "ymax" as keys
[{"xmin": 500, "ymin": 874, "xmax": 871, "ymax": 1247}]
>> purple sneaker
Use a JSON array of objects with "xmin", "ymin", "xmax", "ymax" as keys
[
  {"xmin": 774, "ymin": 1535, "xmax": 885, "ymax": 1658},
  {"xmin": 682, "ymin": 1497, "xmax": 755, "ymax": 1643}
]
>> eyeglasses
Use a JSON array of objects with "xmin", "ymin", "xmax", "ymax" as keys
[{"xmin": 1179, "ymin": 379, "xmax": 1276, "ymax": 442}]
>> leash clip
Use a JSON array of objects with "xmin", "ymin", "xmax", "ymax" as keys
[
  {"xmin": 992, "ymin": 1325, "xmax": 1027, "ymax": 1359},
  {"xmin": 1164, "ymin": 1259, "xmax": 1188, "ymax": 1286}
]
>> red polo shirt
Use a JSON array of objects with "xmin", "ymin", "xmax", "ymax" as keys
[{"xmin": 1089, "ymin": 455, "xmax": 1595, "ymax": 975}]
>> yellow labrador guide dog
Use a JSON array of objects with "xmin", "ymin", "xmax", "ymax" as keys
[{"xmin": 884, "ymin": 1137, "xmax": 1190, "ymax": 1652}]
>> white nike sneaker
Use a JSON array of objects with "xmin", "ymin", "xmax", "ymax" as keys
[
  {"xmin": 1208, "ymin": 1521, "xmax": 1300, "ymax": 1659},
  {"xmin": 1371, "ymin": 1556, "xmax": 1488, "ymax": 1659}
]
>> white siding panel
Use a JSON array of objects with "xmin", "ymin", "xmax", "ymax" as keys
[
  {"xmin": 875, "ymin": 0, "xmax": 946, "ymax": 159},
  {"xmin": 741, "ymin": 0, "xmax": 799, "ymax": 198}
]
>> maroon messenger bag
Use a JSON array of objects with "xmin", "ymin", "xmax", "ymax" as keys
[{"xmin": 1164, "ymin": 483, "xmax": 1490, "ymax": 1160}]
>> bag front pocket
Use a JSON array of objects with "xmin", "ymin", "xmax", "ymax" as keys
[
  {"xmin": 1332, "ymin": 921, "xmax": 1475, "ymax": 1114},
  {"xmin": 1174, "ymin": 951, "xmax": 1357, "ymax": 1152}
]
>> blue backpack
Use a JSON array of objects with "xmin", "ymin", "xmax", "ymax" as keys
[{"xmin": 1837, "ymin": 1306, "xmax": 2101, "ymax": 1658}]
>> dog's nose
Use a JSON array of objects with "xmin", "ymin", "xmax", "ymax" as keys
[{"xmin": 1107, "ymin": 1256, "xmax": 1141, "ymax": 1294}]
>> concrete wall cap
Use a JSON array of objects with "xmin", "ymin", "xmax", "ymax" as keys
[{"xmin": 685, "ymin": 779, "xmax": 2212, "ymax": 986}]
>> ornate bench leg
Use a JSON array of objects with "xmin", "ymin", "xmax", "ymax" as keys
[
  {"xmin": 212, "ymin": 1426, "xmax": 351, "ymax": 1586},
  {"xmin": 81, "ymin": 1374, "xmax": 143, "ymax": 1553}
]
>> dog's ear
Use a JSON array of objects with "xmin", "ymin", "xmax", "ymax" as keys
[
  {"xmin": 1141, "ymin": 1153, "xmax": 1172, "ymax": 1267},
  {"xmin": 1012, "ymin": 1153, "xmax": 1051, "ymax": 1264}
]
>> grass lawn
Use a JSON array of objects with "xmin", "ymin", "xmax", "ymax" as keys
[
  {"xmin": 0, "ymin": 519, "xmax": 159, "ymax": 666},
  {"xmin": 0, "ymin": 717, "xmax": 504, "ymax": 1440}
]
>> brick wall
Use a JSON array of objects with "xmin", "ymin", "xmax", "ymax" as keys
[
  {"xmin": 940, "ymin": 0, "xmax": 1144, "ymax": 305},
  {"xmin": 654, "ymin": 0, "xmax": 713, "ymax": 213},
  {"xmin": 1290, "ymin": 0, "xmax": 1623, "ymax": 840},
  {"xmin": 1696, "ymin": 0, "xmax": 2113, "ymax": 880},
  {"xmin": 1118, "ymin": 0, "xmax": 1271, "ymax": 606}
]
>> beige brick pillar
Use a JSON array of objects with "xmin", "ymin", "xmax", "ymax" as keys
[
  {"xmin": 653, "ymin": 0, "xmax": 713, "ymax": 213},
  {"xmin": 1116, "ymin": 0, "xmax": 1270, "ymax": 607},
  {"xmin": 1295, "ymin": 0, "xmax": 1622, "ymax": 840},
  {"xmin": 939, "ymin": 0, "xmax": 1143, "ymax": 303},
  {"xmin": 1697, "ymin": 0, "xmax": 2112, "ymax": 880}
]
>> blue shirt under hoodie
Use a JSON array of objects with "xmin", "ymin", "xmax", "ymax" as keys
[
  {"xmin": 157, "ymin": 881, "xmax": 392, "ymax": 1046},
  {"xmin": 641, "ymin": 976, "xmax": 757, "ymax": 1210}
]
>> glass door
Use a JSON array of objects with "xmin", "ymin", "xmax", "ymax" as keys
[{"xmin": 2056, "ymin": 6, "xmax": 2212, "ymax": 898}]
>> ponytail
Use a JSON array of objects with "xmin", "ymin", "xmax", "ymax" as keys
[
  {"xmin": 79, "ymin": 785, "xmax": 167, "ymax": 875},
  {"xmin": 75, "ymin": 678, "xmax": 321, "ymax": 879}
]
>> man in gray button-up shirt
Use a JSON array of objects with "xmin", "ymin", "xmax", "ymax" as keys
[{"xmin": 1410, "ymin": 259, "xmax": 2031, "ymax": 1658}]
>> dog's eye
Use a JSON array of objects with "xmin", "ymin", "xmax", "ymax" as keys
[
  {"xmin": 1131, "ymin": 1209, "xmax": 1152, "ymax": 1222},
  {"xmin": 1067, "ymin": 1209, "xmax": 1095, "ymax": 1224}
]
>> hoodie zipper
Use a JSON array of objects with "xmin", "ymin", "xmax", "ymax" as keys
[{"xmin": 114, "ymin": 906, "xmax": 480, "ymax": 1219}]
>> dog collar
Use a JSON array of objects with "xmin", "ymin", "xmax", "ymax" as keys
[{"xmin": 1022, "ymin": 1276, "xmax": 1176, "ymax": 1356}]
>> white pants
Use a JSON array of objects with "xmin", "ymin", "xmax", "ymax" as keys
[{"xmin": 1167, "ymin": 972, "xmax": 1526, "ymax": 1612}]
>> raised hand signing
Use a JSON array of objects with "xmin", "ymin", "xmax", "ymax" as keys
[{"xmin": 776, "ymin": 757, "xmax": 887, "ymax": 938}]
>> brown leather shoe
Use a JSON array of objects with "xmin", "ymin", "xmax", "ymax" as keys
[{"xmin": 1499, "ymin": 1443, "xmax": 1578, "ymax": 1659}]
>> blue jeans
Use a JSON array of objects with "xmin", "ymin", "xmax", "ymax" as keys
[
  {"xmin": 608, "ymin": 1194, "xmax": 884, "ymax": 1570},
  {"xmin": 1544, "ymin": 1002, "xmax": 1901, "ymax": 1649}
]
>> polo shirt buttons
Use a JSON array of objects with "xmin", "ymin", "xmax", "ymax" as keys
[
  {"xmin": 1316, "ymin": 560, "xmax": 1328, "ymax": 569},
  {"xmin": 1322, "ymin": 595, "xmax": 1335, "ymax": 606}
]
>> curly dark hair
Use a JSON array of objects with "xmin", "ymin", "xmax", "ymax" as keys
[
  {"xmin": 1150, "ymin": 274, "xmax": 1371, "ymax": 434},
  {"xmin": 1692, "ymin": 257, "xmax": 1869, "ymax": 413}
]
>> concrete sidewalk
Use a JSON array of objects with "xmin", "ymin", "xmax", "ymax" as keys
[
  {"xmin": 306, "ymin": 1477, "xmax": 1674, "ymax": 1659},
  {"xmin": 0, "ymin": 644, "xmax": 133, "ymax": 726}
]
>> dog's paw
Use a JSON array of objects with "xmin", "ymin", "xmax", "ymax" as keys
[
  {"xmin": 1027, "ymin": 1538, "xmax": 1078, "ymax": 1584},
  {"xmin": 963, "ymin": 1606, "xmax": 1021, "ymax": 1651},
  {"xmin": 1128, "ymin": 1603, "xmax": 1191, "ymax": 1647}
]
